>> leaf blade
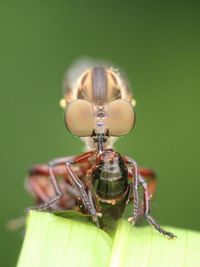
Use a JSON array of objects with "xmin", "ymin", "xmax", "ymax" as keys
[
  {"xmin": 109, "ymin": 219, "xmax": 200, "ymax": 267},
  {"xmin": 17, "ymin": 211, "xmax": 112, "ymax": 267}
]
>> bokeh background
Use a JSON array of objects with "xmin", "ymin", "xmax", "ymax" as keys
[{"xmin": 0, "ymin": 1, "xmax": 200, "ymax": 266}]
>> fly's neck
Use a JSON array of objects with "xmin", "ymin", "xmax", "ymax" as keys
[{"xmin": 95, "ymin": 133, "xmax": 108, "ymax": 153}]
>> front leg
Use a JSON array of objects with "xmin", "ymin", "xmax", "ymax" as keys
[
  {"xmin": 124, "ymin": 157, "xmax": 140, "ymax": 225},
  {"xmin": 37, "ymin": 152, "xmax": 95, "ymax": 213},
  {"xmin": 65, "ymin": 156, "xmax": 100, "ymax": 227}
]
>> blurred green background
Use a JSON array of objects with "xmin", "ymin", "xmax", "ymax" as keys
[{"xmin": 0, "ymin": 1, "xmax": 200, "ymax": 266}]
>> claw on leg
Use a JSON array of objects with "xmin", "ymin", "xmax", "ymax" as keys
[
  {"xmin": 97, "ymin": 212, "xmax": 102, "ymax": 218},
  {"xmin": 128, "ymin": 216, "xmax": 136, "ymax": 226},
  {"xmin": 146, "ymin": 215, "xmax": 177, "ymax": 239},
  {"xmin": 92, "ymin": 215, "xmax": 100, "ymax": 227}
]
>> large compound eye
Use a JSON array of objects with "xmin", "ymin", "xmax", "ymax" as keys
[
  {"xmin": 65, "ymin": 100, "xmax": 94, "ymax": 136},
  {"xmin": 108, "ymin": 99, "xmax": 135, "ymax": 136}
]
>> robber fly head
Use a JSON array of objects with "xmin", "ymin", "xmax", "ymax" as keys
[{"xmin": 61, "ymin": 59, "xmax": 136, "ymax": 151}]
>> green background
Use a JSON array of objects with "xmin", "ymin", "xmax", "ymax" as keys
[{"xmin": 0, "ymin": 1, "xmax": 199, "ymax": 266}]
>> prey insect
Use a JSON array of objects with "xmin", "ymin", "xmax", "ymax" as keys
[{"xmin": 27, "ymin": 59, "xmax": 176, "ymax": 238}]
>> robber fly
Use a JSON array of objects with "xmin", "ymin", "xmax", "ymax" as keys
[{"xmin": 26, "ymin": 59, "xmax": 175, "ymax": 238}]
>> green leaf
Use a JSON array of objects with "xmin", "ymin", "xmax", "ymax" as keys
[
  {"xmin": 17, "ymin": 211, "xmax": 200, "ymax": 267},
  {"xmin": 109, "ymin": 220, "xmax": 200, "ymax": 267},
  {"xmin": 17, "ymin": 211, "xmax": 112, "ymax": 267}
]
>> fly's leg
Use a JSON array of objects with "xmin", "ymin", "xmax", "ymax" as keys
[
  {"xmin": 65, "ymin": 153, "xmax": 101, "ymax": 226},
  {"xmin": 37, "ymin": 159, "xmax": 68, "ymax": 210},
  {"xmin": 124, "ymin": 157, "xmax": 140, "ymax": 225},
  {"xmin": 138, "ymin": 167, "xmax": 157, "ymax": 199},
  {"xmin": 28, "ymin": 175, "xmax": 58, "ymax": 208},
  {"xmin": 27, "ymin": 166, "xmax": 78, "ymax": 210},
  {"xmin": 27, "ymin": 151, "xmax": 100, "ymax": 226},
  {"xmin": 139, "ymin": 175, "xmax": 176, "ymax": 239},
  {"xmin": 146, "ymin": 216, "xmax": 176, "ymax": 239},
  {"xmin": 27, "ymin": 157, "xmax": 73, "ymax": 211}
]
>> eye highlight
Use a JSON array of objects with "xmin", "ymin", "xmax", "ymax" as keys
[
  {"xmin": 65, "ymin": 100, "xmax": 94, "ymax": 137},
  {"xmin": 108, "ymin": 99, "xmax": 135, "ymax": 136}
]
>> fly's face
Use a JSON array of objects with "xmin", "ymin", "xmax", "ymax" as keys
[{"xmin": 62, "ymin": 62, "xmax": 136, "ymax": 150}]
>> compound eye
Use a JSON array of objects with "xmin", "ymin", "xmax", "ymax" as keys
[
  {"xmin": 65, "ymin": 100, "xmax": 94, "ymax": 136},
  {"xmin": 108, "ymin": 99, "xmax": 135, "ymax": 136}
]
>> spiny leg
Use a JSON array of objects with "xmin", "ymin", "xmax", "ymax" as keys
[
  {"xmin": 27, "ymin": 173, "xmax": 78, "ymax": 211},
  {"xmin": 28, "ymin": 164, "xmax": 81, "ymax": 199},
  {"xmin": 39, "ymin": 153, "xmax": 94, "ymax": 210},
  {"xmin": 27, "ymin": 157, "xmax": 72, "ymax": 211},
  {"xmin": 124, "ymin": 157, "xmax": 140, "ymax": 224},
  {"xmin": 65, "ymin": 153, "xmax": 100, "ymax": 226},
  {"xmin": 139, "ymin": 175, "xmax": 176, "ymax": 239},
  {"xmin": 28, "ymin": 174, "xmax": 59, "ymax": 210},
  {"xmin": 37, "ymin": 158, "xmax": 72, "ymax": 210},
  {"xmin": 88, "ymin": 190, "xmax": 101, "ymax": 227}
]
